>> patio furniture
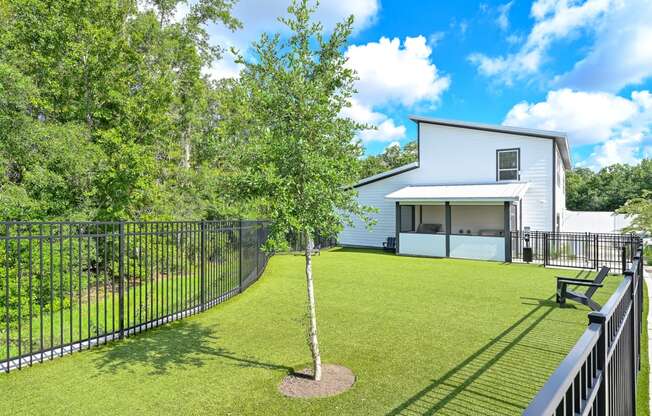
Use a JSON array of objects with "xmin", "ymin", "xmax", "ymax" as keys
[
  {"xmin": 479, "ymin": 229, "xmax": 504, "ymax": 236},
  {"xmin": 416, "ymin": 223, "xmax": 441, "ymax": 234},
  {"xmin": 383, "ymin": 237, "xmax": 396, "ymax": 251},
  {"xmin": 556, "ymin": 266, "xmax": 610, "ymax": 311}
]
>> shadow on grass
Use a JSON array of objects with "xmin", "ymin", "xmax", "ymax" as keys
[
  {"xmin": 334, "ymin": 247, "xmax": 404, "ymax": 256},
  {"xmin": 93, "ymin": 320, "xmax": 293, "ymax": 376},
  {"xmin": 386, "ymin": 294, "xmax": 586, "ymax": 415}
]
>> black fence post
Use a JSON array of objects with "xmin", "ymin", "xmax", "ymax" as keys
[
  {"xmin": 118, "ymin": 221, "xmax": 125, "ymax": 340},
  {"xmin": 622, "ymin": 245, "xmax": 627, "ymax": 274},
  {"xmin": 543, "ymin": 232, "xmax": 549, "ymax": 266},
  {"xmin": 588, "ymin": 311, "xmax": 608, "ymax": 415},
  {"xmin": 200, "ymin": 221, "xmax": 206, "ymax": 311},
  {"xmin": 640, "ymin": 246, "xmax": 644, "ymax": 370},
  {"xmin": 256, "ymin": 222, "xmax": 260, "ymax": 278},
  {"xmin": 239, "ymin": 220, "xmax": 243, "ymax": 292},
  {"xmin": 594, "ymin": 234, "xmax": 599, "ymax": 270},
  {"xmin": 626, "ymin": 268, "xmax": 637, "ymax": 412}
]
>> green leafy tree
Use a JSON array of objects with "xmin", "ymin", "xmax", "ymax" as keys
[
  {"xmin": 359, "ymin": 140, "xmax": 417, "ymax": 179},
  {"xmin": 219, "ymin": 0, "xmax": 374, "ymax": 380},
  {"xmin": 566, "ymin": 160, "xmax": 652, "ymax": 211},
  {"xmin": 617, "ymin": 191, "xmax": 652, "ymax": 235},
  {"xmin": 0, "ymin": 0, "xmax": 242, "ymax": 221}
]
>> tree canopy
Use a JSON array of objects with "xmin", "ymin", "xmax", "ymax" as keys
[
  {"xmin": 566, "ymin": 160, "xmax": 652, "ymax": 211},
  {"xmin": 217, "ymin": 0, "xmax": 373, "ymax": 248},
  {"xmin": 358, "ymin": 141, "xmax": 417, "ymax": 180},
  {"xmin": 0, "ymin": 0, "xmax": 244, "ymax": 221}
]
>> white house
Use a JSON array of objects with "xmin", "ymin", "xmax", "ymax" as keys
[{"xmin": 339, "ymin": 116, "xmax": 572, "ymax": 262}]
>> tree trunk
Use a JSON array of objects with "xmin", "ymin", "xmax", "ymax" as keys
[
  {"xmin": 305, "ymin": 233, "xmax": 322, "ymax": 381},
  {"xmin": 182, "ymin": 126, "xmax": 191, "ymax": 169}
]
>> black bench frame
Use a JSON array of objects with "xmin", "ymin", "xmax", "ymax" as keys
[
  {"xmin": 383, "ymin": 237, "xmax": 396, "ymax": 252},
  {"xmin": 556, "ymin": 266, "xmax": 610, "ymax": 311}
]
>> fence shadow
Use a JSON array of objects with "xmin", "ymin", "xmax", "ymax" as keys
[
  {"xmin": 385, "ymin": 295, "xmax": 586, "ymax": 415},
  {"xmin": 93, "ymin": 320, "xmax": 293, "ymax": 376}
]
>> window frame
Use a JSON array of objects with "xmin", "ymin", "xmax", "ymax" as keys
[{"xmin": 496, "ymin": 148, "xmax": 520, "ymax": 181}]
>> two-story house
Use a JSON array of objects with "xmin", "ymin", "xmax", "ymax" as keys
[{"xmin": 339, "ymin": 115, "xmax": 571, "ymax": 262}]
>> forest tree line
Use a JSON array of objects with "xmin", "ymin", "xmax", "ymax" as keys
[{"xmin": 0, "ymin": 0, "xmax": 251, "ymax": 222}]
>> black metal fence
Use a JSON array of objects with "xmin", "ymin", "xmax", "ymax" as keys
[
  {"xmin": 511, "ymin": 231, "xmax": 641, "ymax": 271},
  {"xmin": 523, "ymin": 245, "xmax": 645, "ymax": 415},
  {"xmin": 0, "ymin": 220, "xmax": 270, "ymax": 372},
  {"xmin": 286, "ymin": 232, "xmax": 338, "ymax": 252}
]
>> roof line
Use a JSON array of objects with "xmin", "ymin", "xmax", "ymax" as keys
[
  {"xmin": 409, "ymin": 115, "xmax": 572, "ymax": 170},
  {"xmin": 353, "ymin": 162, "xmax": 419, "ymax": 188},
  {"xmin": 408, "ymin": 115, "xmax": 566, "ymax": 139}
]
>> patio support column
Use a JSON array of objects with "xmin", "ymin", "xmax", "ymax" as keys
[
  {"xmin": 395, "ymin": 201, "xmax": 400, "ymax": 254},
  {"xmin": 445, "ymin": 202, "xmax": 451, "ymax": 258},
  {"xmin": 504, "ymin": 201, "xmax": 512, "ymax": 262}
]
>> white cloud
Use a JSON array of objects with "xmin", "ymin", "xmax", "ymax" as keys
[
  {"xmin": 341, "ymin": 99, "xmax": 406, "ymax": 143},
  {"xmin": 555, "ymin": 0, "xmax": 652, "ymax": 92},
  {"xmin": 504, "ymin": 89, "xmax": 637, "ymax": 144},
  {"xmin": 506, "ymin": 34, "xmax": 523, "ymax": 45},
  {"xmin": 207, "ymin": 0, "xmax": 380, "ymax": 80},
  {"xmin": 341, "ymin": 36, "xmax": 450, "ymax": 143},
  {"xmin": 428, "ymin": 32, "xmax": 445, "ymax": 47},
  {"xmin": 496, "ymin": 1, "xmax": 514, "ymax": 30},
  {"xmin": 345, "ymin": 36, "xmax": 450, "ymax": 108},
  {"xmin": 469, "ymin": 0, "xmax": 614, "ymax": 85},
  {"xmin": 504, "ymin": 89, "xmax": 652, "ymax": 168}
]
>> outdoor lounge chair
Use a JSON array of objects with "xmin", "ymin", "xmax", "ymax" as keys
[
  {"xmin": 383, "ymin": 237, "xmax": 396, "ymax": 252},
  {"xmin": 556, "ymin": 266, "xmax": 610, "ymax": 311}
]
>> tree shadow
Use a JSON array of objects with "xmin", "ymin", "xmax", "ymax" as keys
[
  {"xmin": 385, "ymin": 294, "xmax": 587, "ymax": 415},
  {"xmin": 334, "ymin": 247, "xmax": 402, "ymax": 256},
  {"xmin": 93, "ymin": 320, "xmax": 293, "ymax": 376}
]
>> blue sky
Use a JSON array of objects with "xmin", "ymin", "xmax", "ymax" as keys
[{"xmin": 205, "ymin": 0, "xmax": 652, "ymax": 169}]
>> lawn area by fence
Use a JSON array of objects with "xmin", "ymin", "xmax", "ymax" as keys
[
  {"xmin": 524, "ymin": 244, "xmax": 646, "ymax": 415},
  {"xmin": 1, "ymin": 220, "xmax": 270, "ymax": 371},
  {"xmin": 511, "ymin": 231, "xmax": 641, "ymax": 271},
  {"xmin": 0, "ymin": 249, "xmax": 628, "ymax": 415}
]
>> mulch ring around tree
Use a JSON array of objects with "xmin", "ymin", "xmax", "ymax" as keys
[{"xmin": 278, "ymin": 364, "xmax": 355, "ymax": 398}]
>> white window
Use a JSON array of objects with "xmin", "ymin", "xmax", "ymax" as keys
[{"xmin": 497, "ymin": 149, "xmax": 519, "ymax": 181}]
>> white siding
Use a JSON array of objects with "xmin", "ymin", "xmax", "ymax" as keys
[
  {"xmin": 555, "ymin": 144, "xmax": 567, "ymax": 231},
  {"xmin": 339, "ymin": 122, "xmax": 555, "ymax": 248}
]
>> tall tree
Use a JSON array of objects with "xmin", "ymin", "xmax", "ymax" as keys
[
  {"xmin": 0, "ymin": 0, "xmax": 241, "ymax": 221},
  {"xmin": 219, "ymin": 0, "xmax": 373, "ymax": 380}
]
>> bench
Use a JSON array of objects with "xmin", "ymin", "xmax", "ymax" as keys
[
  {"xmin": 383, "ymin": 237, "xmax": 396, "ymax": 252},
  {"xmin": 556, "ymin": 266, "xmax": 610, "ymax": 311}
]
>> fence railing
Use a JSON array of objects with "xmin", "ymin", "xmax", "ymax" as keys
[
  {"xmin": 512, "ymin": 231, "xmax": 641, "ymax": 271},
  {"xmin": 1, "ymin": 220, "xmax": 270, "ymax": 372},
  {"xmin": 523, "ymin": 245, "xmax": 644, "ymax": 415},
  {"xmin": 286, "ymin": 232, "xmax": 338, "ymax": 252}
]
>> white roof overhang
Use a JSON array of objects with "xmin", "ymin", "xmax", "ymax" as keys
[{"xmin": 385, "ymin": 182, "xmax": 530, "ymax": 203}]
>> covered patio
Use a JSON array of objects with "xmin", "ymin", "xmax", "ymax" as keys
[{"xmin": 386, "ymin": 183, "xmax": 527, "ymax": 262}]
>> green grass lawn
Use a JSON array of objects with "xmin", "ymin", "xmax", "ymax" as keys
[{"xmin": 0, "ymin": 248, "xmax": 637, "ymax": 415}]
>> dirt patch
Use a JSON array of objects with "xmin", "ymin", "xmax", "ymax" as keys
[{"xmin": 278, "ymin": 364, "xmax": 355, "ymax": 398}]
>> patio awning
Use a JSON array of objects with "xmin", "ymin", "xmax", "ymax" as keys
[{"xmin": 385, "ymin": 182, "xmax": 530, "ymax": 202}]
